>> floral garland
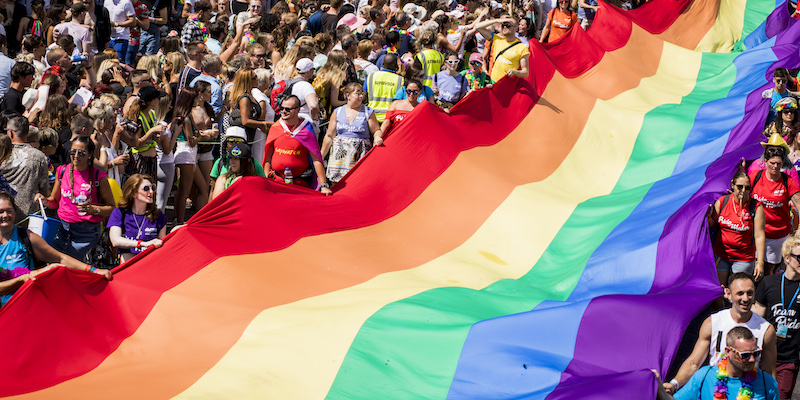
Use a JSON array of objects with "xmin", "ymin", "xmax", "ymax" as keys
[
  {"xmin": 382, "ymin": 44, "xmax": 398, "ymax": 54},
  {"xmin": 390, "ymin": 25, "xmax": 415, "ymax": 39},
  {"xmin": 189, "ymin": 16, "xmax": 209, "ymax": 42},
  {"xmin": 714, "ymin": 357, "xmax": 757, "ymax": 400}
]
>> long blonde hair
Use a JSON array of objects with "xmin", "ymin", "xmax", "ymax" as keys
[
  {"xmin": 313, "ymin": 50, "xmax": 346, "ymax": 109},
  {"xmin": 230, "ymin": 68, "xmax": 254, "ymax": 109},
  {"xmin": 96, "ymin": 59, "xmax": 120, "ymax": 83},
  {"xmin": 273, "ymin": 36, "xmax": 315, "ymax": 81},
  {"xmin": 137, "ymin": 55, "xmax": 162, "ymax": 84},
  {"xmin": 165, "ymin": 52, "xmax": 186, "ymax": 79}
]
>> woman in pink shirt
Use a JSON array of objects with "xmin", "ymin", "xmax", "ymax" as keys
[{"xmin": 36, "ymin": 136, "xmax": 116, "ymax": 262}]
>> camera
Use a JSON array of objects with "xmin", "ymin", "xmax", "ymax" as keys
[{"xmin": 121, "ymin": 118, "xmax": 139, "ymax": 133}]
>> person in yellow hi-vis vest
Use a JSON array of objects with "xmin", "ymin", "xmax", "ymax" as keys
[
  {"xmin": 364, "ymin": 53, "xmax": 404, "ymax": 124},
  {"xmin": 414, "ymin": 30, "xmax": 443, "ymax": 88}
]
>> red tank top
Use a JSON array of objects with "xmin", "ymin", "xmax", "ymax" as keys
[
  {"xmin": 749, "ymin": 170, "xmax": 800, "ymax": 238},
  {"xmin": 713, "ymin": 194, "xmax": 756, "ymax": 261}
]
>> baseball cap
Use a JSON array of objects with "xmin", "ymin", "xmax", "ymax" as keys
[
  {"xmin": 469, "ymin": 53, "xmax": 483, "ymax": 65},
  {"xmin": 296, "ymin": 58, "xmax": 315, "ymax": 74},
  {"xmin": 225, "ymin": 126, "xmax": 247, "ymax": 141},
  {"xmin": 138, "ymin": 86, "xmax": 167, "ymax": 103},
  {"xmin": 228, "ymin": 143, "xmax": 252, "ymax": 159}
]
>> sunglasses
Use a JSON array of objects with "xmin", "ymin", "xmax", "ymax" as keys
[
  {"xmin": 254, "ymin": 53, "xmax": 267, "ymax": 58},
  {"xmin": 278, "ymin": 105, "xmax": 301, "ymax": 112},
  {"xmin": 69, "ymin": 149, "xmax": 88, "ymax": 157},
  {"xmin": 501, "ymin": 22, "xmax": 513, "ymax": 28},
  {"xmin": 726, "ymin": 346, "xmax": 761, "ymax": 361},
  {"xmin": 783, "ymin": 109, "xmax": 795, "ymax": 113},
  {"xmin": 140, "ymin": 185, "xmax": 154, "ymax": 192},
  {"xmin": 470, "ymin": 61, "xmax": 482, "ymax": 65},
  {"xmin": 407, "ymin": 89, "xmax": 420, "ymax": 94},
  {"xmin": 227, "ymin": 137, "xmax": 245, "ymax": 144},
  {"xmin": 251, "ymin": 4, "xmax": 261, "ymax": 8},
  {"xmin": 735, "ymin": 184, "xmax": 752, "ymax": 190},
  {"xmin": 446, "ymin": 60, "xmax": 459, "ymax": 65},
  {"xmin": 790, "ymin": 253, "xmax": 800, "ymax": 262}
]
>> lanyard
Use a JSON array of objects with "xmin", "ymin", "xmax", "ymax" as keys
[{"xmin": 782, "ymin": 273, "xmax": 800, "ymax": 312}]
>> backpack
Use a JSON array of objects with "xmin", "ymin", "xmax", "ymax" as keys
[
  {"xmin": 270, "ymin": 77, "xmax": 305, "ymax": 111},
  {"xmin": 17, "ymin": 227, "xmax": 40, "ymax": 269},
  {"xmin": 752, "ymin": 169, "xmax": 788, "ymax": 189}
]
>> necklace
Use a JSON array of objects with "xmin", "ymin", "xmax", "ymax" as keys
[
  {"xmin": 732, "ymin": 198, "xmax": 746, "ymax": 224},
  {"xmin": 133, "ymin": 212, "xmax": 145, "ymax": 239},
  {"xmin": 714, "ymin": 357, "xmax": 756, "ymax": 400}
]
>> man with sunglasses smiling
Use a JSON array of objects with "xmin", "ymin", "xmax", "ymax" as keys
[
  {"xmin": 754, "ymin": 235, "xmax": 800, "ymax": 399},
  {"xmin": 663, "ymin": 273, "xmax": 776, "ymax": 394},
  {"xmin": 657, "ymin": 327, "xmax": 778, "ymax": 400},
  {"xmin": 263, "ymin": 95, "xmax": 332, "ymax": 195}
]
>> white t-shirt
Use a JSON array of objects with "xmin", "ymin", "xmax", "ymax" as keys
[
  {"xmin": 291, "ymin": 80, "xmax": 317, "ymax": 122},
  {"xmin": 104, "ymin": 0, "xmax": 135, "ymax": 40},
  {"xmin": 53, "ymin": 21, "xmax": 92, "ymax": 49}
]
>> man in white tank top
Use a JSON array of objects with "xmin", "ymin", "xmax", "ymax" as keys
[{"xmin": 663, "ymin": 273, "xmax": 777, "ymax": 394}]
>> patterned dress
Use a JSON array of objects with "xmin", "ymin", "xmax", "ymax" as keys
[{"xmin": 326, "ymin": 105, "xmax": 374, "ymax": 183}]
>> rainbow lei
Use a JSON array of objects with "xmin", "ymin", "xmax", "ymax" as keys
[
  {"xmin": 382, "ymin": 44, "xmax": 398, "ymax": 54},
  {"xmin": 390, "ymin": 26, "xmax": 415, "ymax": 39},
  {"xmin": 189, "ymin": 16, "xmax": 209, "ymax": 42},
  {"xmin": 714, "ymin": 357, "xmax": 757, "ymax": 400},
  {"xmin": 30, "ymin": 20, "xmax": 42, "ymax": 37}
]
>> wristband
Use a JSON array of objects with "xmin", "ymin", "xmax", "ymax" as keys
[
  {"xmin": 669, "ymin": 379, "xmax": 679, "ymax": 389},
  {"xmin": 84, "ymin": 265, "xmax": 91, "ymax": 272},
  {"xmin": 756, "ymin": 260, "xmax": 765, "ymax": 266},
  {"xmin": 90, "ymin": 267, "xmax": 97, "ymax": 273},
  {"xmin": 137, "ymin": 240, "xmax": 143, "ymax": 249}
]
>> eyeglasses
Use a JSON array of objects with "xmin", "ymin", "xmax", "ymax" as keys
[
  {"xmin": 726, "ymin": 346, "xmax": 762, "ymax": 361},
  {"xmin": 278, "ymin": 105, "xmax": 301, "ymax": 112},
  {"xmin": 406, "ymin": 89, "xmax": 420, "ymax": 94},
  {"xmin": 140, "ymin": 185, "xmax": 154, "ymax": 192},
  {"xmin": 735, "ymin": 184, "xmax": 752, "ymax": 190},
  {"xmin": 69, "ymin": 149, "xmax": 88, "ymax": 157}
]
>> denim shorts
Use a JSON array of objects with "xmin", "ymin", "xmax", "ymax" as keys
[
  {"xmin": 53, "ymin": 221, "xmax": 102, "ymax": 263},
  {"xmin": 715, "ymin": 256, "xmax": 755, "ymax": 274}
]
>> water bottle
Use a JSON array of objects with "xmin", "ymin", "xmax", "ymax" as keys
[
  {"xmin": 75, "ymin": 193, "xmax": 88, "ymax": 215},
  {"xmin": 284, "ymin": 167, "xmax": 293, "ymax": 185}
]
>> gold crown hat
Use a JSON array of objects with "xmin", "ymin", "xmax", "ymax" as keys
[{"xmin": 761, "ymin": 132, "xmax": 792, "ymax": 155}]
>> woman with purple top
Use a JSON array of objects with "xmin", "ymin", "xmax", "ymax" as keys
[
  {"xmin": 321, "ymin": 82, "xmax": 381, "ymax": 184},
  {"xmin": 108, "ymin": 174, "xmax": 167, "ymax": 263}
]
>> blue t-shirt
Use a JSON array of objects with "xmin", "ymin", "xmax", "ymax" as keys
[
  {"xmin": 108, "ymin": 208, "xmax": 167, "ymax": 254},
  {"xmin": 0, "ymin": 226, "xmax": 34, "ymax": 306},
  {"xmin": 578, "ymin": 0, "xmax": 597, "ymax": 19},
  {"xmin": 432, "ymin": 71, "xmax": 469, "ymax": 103},
  {"xmin": 674, "ymin": 365, "xmax": 778, "ymax": 400}
]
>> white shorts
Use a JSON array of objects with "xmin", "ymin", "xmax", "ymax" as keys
[
  {"xmin": 174, "ymin": 141, "xmax": 198, "ymax": 165},
  {"xmin": 197, "ymin": 150, "xmax": 214, "ymax": 162},
  {"xmin": 765, "ymin": 235, "xmax": 789, "ymax": 264}
]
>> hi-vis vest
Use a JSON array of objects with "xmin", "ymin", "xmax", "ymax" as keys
[
  {"xmin": 366, "ymin": 71, "xmax": 403, "ymax": 123},
  {"xmin": 415, "ymin": 48, "xmax": 443, "ymax": 88}
]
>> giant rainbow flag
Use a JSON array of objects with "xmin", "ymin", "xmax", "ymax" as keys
[{"xmin": 0, "ymin": 0, "xmax": 796, "ymax": 397}]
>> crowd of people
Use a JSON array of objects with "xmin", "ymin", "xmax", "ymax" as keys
[
  {"xmin": 0, "ymin": 0, "xmax": 603, "ymax": 286},
  {"xmin": 650, "ymin": 68, "xmax": 800, "ymax": 400}
]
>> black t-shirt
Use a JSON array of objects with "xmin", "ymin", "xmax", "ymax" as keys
[
  {"xmin": 756, "ymin": 273, "xmax": 800, "ymax": 363},
  {"xmin": 178, "ymin": 65, "xmax": 202, "ymax": 91},
  {"xmin": 0, "ymin": 87, "xmax": 24, "ymax": 114},
  {"xmin": 321, "ymin": 12, "xmax": 338, "ymax": 32}
]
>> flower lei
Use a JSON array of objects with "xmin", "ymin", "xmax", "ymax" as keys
[
  {"xmin": 189, "ymin": 16, "xmax": 209, "ymax": 42},
  {"xmin": 390, "ymin": 25, "xmax": 415, "ymax": 39},
  {"xmin": 382, "ymin": 44, "xmax": 398, "ymax": 54},
  {"xmin": 714, "ymin": 357, "xmax": 757, "ymax": 400}
]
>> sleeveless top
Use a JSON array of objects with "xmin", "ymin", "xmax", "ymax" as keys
[
  {"xmin": 335, "ymin": 105, "xmax": 373, "ymax": 139},
  {"xmin": 713, "ymin": 195, "xmax": 756, "ymax": 262},
  {"xmin": 132, "ymin": 109, "xmax": 158, "ymax": 154},
  {"xmin": 230, "ymin": 94, "xmax": 262, "ymax": 141},
  {"xmin": 709, "ymin": 309, "xmax": 771, "ymax": 366}
]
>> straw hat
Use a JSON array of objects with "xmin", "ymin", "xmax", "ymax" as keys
[{"xmin": 762, "ymin": 132, "xmax": 792, "ymax": 155}]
